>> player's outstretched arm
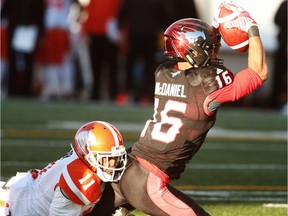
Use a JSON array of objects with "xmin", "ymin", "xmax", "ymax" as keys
[
  {"xmin": 212, "ymin": 2, "xmax": 268, "ymax": 82},
  {"xmin": 247, "ymin": 26, "xmax": 268, "ymax": 82}
]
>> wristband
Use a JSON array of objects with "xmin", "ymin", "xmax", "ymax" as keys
[{"xmin": 248, "ymin": 26, "xmax": 260, "ymax": 38}]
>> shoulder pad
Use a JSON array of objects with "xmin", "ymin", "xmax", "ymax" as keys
[
  {"xmin": 59, "ymin": 158, "xmax": 102, "ymax": 205},
  {"xmin": 198, "ymin": 66, "xmax": 233, "ymax": 95},
  {"xmin": 185, "ymin": 68, "xmax": 202, "ymax": 86}
]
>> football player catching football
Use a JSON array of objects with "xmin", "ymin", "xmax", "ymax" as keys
[
  {"xmin": 0, "ymin": 121, "xmax": 127, "ymax": 216},
  {"xmin": 90, "ymin": 3, "xmax": 268, "ymax": 216}
]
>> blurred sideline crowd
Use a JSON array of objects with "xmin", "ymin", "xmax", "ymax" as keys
[{"xmin": 0, "ymin": 0, "xmax": 286, "ymax": 110}]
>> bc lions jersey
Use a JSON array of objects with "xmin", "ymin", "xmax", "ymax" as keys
[
  {"xmin": 131, "ymin": 61, "xmax": 263, "ymax": 180},
  {"xmin": 8, "ymin": 150, "xmax": 103, "ymax": 216}
]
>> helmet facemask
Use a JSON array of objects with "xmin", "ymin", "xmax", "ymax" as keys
[
  {"xmin": 74, "ymin": 121, "xmax": 127, "ymax": 183},
  {"xmin": 185, "ymin": 39, "xmax": 222, "ymax": 68},
  {"xmin": 89, "ymin": 146, "xmax": 127, "ymax": 182}
]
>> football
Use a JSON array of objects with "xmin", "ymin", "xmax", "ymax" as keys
[{"xmin": 214, "ymin": 3, "xmax": 249, "ymax": 52}]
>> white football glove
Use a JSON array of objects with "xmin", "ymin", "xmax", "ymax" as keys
[
  {"xmin": 213, "ymin": 2, "xmax": 258, "ymax": 33},
  {"xmin": 212, "ymin": 17, "xmax": 220, "ymax": 29},
  {"xmin": 229, "ymin": 12, "xmax": 258, "ymax": 33}
]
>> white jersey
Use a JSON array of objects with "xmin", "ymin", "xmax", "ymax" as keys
[{"xmin": 6, "ymin": 150, "xmax": 104, "ymax": 216}]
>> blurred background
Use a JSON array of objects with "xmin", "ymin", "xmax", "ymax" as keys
[
  {"xmin": 0, "ymin": 0, "xmax": 287, "ymax": 111},
  {"xmin": 0, "ymin": 1, "xmax": 287, "ymax": 214}
]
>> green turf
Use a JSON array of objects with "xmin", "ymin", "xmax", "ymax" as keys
[
  {"xmin": 1, "ymin": 98, "xmax": 287, "ymax": 215},
  {"xmin": 132, "ymin": 202, "xmax": 288, "ymax": 216},
  {"xmin": 202, "ymin": 202, "xmax": 287, "ymax": 216}
]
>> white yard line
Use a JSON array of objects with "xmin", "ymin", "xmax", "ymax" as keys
[
  {"xmin": 1, "ymin": 141, "xmax": 286, "ymax": 152},
  {"xmin": 46, "ymin": 121, "xmax": 287, "ymax": 140},
  {"xmin": 2, "ymin": 161, "xmax": 286, "ymax": 170},
  {"xmin": 263, "ymin": 203, "xmax": 288, "ymax": 208},
  {"xmin": 0, "ymin": 121, "xmax": 286, "ymax": 141}
]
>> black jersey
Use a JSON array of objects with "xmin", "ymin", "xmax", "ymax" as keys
[{"xmin": 131, "ymin": 61, "xmax": 226, "ymax": 180}]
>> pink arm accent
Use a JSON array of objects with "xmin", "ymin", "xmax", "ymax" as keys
[
  {"xmin": 147, "ymin": 172, "xmax": 197, "ymax": 216},
  {"xmin": 204, "ymin": 68, "xmax": 263, "ymax": 116}
]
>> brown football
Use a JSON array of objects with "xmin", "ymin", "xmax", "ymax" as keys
[{"xmin": 216, "ymin": 3, "xmax": 249, "ymax": 52}]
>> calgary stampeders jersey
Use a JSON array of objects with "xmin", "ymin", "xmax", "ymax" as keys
[
  {"xmin": 131, "ymin": 61, "xmax": 263, "ymax": 180},
  {"xmin": 8, "ymin": 150, "xmax": 103, "ymax": 216}
]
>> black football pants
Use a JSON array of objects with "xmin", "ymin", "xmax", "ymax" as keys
[{"xmin": 89, "ymin": 158, "xmax": 210, "ymax": 216}]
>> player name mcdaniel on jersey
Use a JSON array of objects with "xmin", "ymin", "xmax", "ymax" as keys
[{"xmin": 154, "ymin": 82, "xmax": 187, "ymax": 98}]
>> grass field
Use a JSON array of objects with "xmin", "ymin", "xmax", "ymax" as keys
[{"xmin": 1, "ymin": 98, "xmax": 287, "ymax": 216}]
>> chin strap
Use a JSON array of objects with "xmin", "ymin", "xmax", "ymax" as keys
[{"xmin": 207, "ymin": 58, "xmax": 224, "ymax": 66}]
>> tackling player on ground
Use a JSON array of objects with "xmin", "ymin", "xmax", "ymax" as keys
[
  {"xmin": 0, "ymin": 121, "xmax": 127, "ymax": 216},
  {"xmin": 89, "ymin": 3, "xmax": 268, "ymax": 216}
]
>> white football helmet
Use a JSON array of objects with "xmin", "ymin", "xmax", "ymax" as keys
[{"xmin": 73, "ymin": 121, "xmax": 127, "ymax": 182}]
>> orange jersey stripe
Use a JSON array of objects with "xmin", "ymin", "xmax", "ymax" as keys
[{"xmin": 59, "ymin": 159, "xmax": 102, "ymax": 205}]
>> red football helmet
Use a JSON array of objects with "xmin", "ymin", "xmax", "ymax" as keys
[
  {"xmin": 164, "ymin": 18, "xmax": 222, "ymax": 67},
  {"xmin": 73, "ymin": 121, "xmax": 127, "ymax": 182}
]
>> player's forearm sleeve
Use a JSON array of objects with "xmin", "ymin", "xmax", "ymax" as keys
[{"xmin": 204, "ymin": 68, "xmax": 263, "ymax": 115}]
